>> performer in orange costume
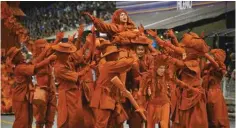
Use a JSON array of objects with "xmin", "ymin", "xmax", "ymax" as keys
[
  {"xmin": 127, "ymin": 43, "xmax": 154, "ymax": 128},
  {"xmin": 32, "ymin": 39, "xmax": 57, "ymax": 128},
  {"xmin": 52, "ymin": 43, "xmax": 94, "ymax": 128},
  {"xmin": 85, "ymin": 10, "xmax": 155, "ymax": 128},
  {"xmin": 93, "ymin": 38, "xmax": 130, "ymax": 128},
  {"xmin": 149, "ymin": 31, "xmax": 209, "ymax": 128},
  {"xmin": 146, "ymin": 29, "xmax": 185, "ymax": 117},
  {"xmin": 167, "ymin": 32, "xmax": 209, "ymax": 128},
  {"xmin": 144, "ymin": 54, "xmax": 170, "ymax": 128},
  {"xmin": 202, "ymin": 49, "xmax": 230, "ymax": 128},
  {"xmin": 83, "ymin": 9, "xmax": 157, "ymax": 57},
  {"xmin": 73, "ymin": 30, "xmax": 97, "ymax": 128},
  {"xmin": 84, "ymin": 9, "xmax": 156, "ymax": 88},
  {"xmin": 89, "ymin": 44, "xmax": 139, "ymax": 128},
  {"xmin": 6, "ymin": 47, "xmax": 56, "ymax": 128}
]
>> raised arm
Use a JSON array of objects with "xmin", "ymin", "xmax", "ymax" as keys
[
  {"xmin": 34, "ymin": 54, "xmax": 57, "ymax": 69},
  {"xmin": 159, "ymin": 53, "xmax": 185, "ymax": 68},
  {"xmin": 108, "ymin": 58, "xmax": 135, "ymax": 74},
  {"xmin": 173, "ymin": 77, "xmax": 203, "ymax": 94},
  {"xmin": 32, "ymin": 45, "xmax": 51, "ymax": 64},
  {"xmin": 83, "ymin": 12, "xmax": 123, "ymax": 34},
  {"xmin": 68, "ymin": 33, "xmax": 76, "ymax": 44},
  {"xmin": 18, "ymin": 54, "xmax": 56, "ymax": 76},
  {"xmin": 69, "ymin": 34, "xmax": 92, "ymax": 65},
  {"xmin": 75, "ymin": 24, "xmax": 85, "ymax": 49},
  {"xmin": 164, "ymin": 29, "xmax": 180, "ymax": 47},
  {"xmin": 147, "ymin": 29, "xmax": 185, "ymax": 55},
  {"xmin": 204, "ymin": 53, "xmax": 219, "ymax": 69},
  {"xmin": 52, "ymin": 32, "xmax": 64, "ymax": 45}
]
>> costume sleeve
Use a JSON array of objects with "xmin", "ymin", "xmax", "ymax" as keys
[
  {"xmin": 17, "ymin": 64, "xmax": 35, "ymax": 76},
  {"xmin": 69, "ymin": 49, "xmax": 84, "ymax": 65},
  {"xmin": 55, "ymin": 66, "xmax": 79, "ymax": 83},
  {"xmin": 154, "ymin": 36, "xmax": 185, "ymax": 55},
  {"xmin": 169, "ymin": 57, "xmax": 185, "ymax": 68},
  {"xmin": 204, "ymin": 53, "xmax": 219, "ymax": 69},
  {"xmin": 174, "ymin": 77, "xmax": 189, "ymax": 89},
  {"xmin": 171, "ymin": 36, "xmax": 180, "ymax": 47},
  {"xmin": 93, "ymin": 18, "xmax": 123, "ymax": 34},
  {"xmin": 32, "ymin": 47, "xmax": 51, "ymax": 64},
  {"xmin": 146, "ymin": 55, "xmax": 154, "ymax": 73},
  {"xmin": 108, "ymin": 58, "xmax": 134, "ymax": 74},
  {"xmin": 77, "ymin": 66, "xmax": 90, "ymax": 77}
]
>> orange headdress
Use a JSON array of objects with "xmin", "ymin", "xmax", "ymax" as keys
[
  {"xmin": 111, "ymin": 9, "xmax": 136, "ymax": 29},
  {"xmin": 153, "ymin": 54, "xmax": 169, "ymax": 70},
  {"xmin": 210, "ymin": 49, "xmax": 226, "ymax": 70},
  {"xmin": 181, "ymin": 32, "xmax": 209, "ymax": 58},
  {"xmin": 6, "ymin": 47, "xmax": 21, "ymax": 72}
]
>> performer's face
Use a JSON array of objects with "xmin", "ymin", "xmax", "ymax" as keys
[
  {"xmin": 157, "ymin": 65, "xmax": 166, "ymax": 76},
  {"xmin": 119, "ymin": 12, "xmax": 128, "ymax": 23},
  {"xmin": 136, "ymin": 45, "xmax": 145, "ymax": 58}
]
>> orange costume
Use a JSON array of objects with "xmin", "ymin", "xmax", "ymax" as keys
[
  {"xmin": 127, "ymin": 46, "xmax": 154, "ymax": 128},
  {"xmin": 85, "ymin": 10, "xmax": 155, "ymax": 128},
  {"xmin": 167, "ymin": 32, "xmax": 209, "ymax": 128},
  {"xmin": 84, "ymin": 9, "xmax": 156, "ymax": 57},
  {"xmin": 1, "ymin": 63, "xmax": 13, "ymax": 114},
  {"xmin": 89, "ymin": 45, "xmax": 135, "ymax": 128},
  {"xmin": 32, "ymin": 39, "xmax": 57, "ymax": 128},
  {"xmin": 146, "ymin": 29, "xmax": 185, "ymax": 116},
  {"xmin": 145, "ymin": 54, "xmax": 170, "ymax": 128},
  {"xmin": 202, "ymin": 49, "xmax": 230, "ymax": 128},
  {"xmin": 84, "ymin": 9, "xmax": 155, "ymax": 87},
  {"xmin": 6, "ymin": 47, "xmax": 55, "ymax": 128},
  {"xmin": 73, "ymin": 33, "xmax": 97, "ymax": 128},
  {"xmin": 52, "ymin": 43, "xmax": 92, "ymax": 128}
]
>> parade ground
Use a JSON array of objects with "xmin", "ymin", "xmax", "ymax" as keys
[{"xmin": 1, "ymin": 114, "xmax": 235, "ymax": 128}]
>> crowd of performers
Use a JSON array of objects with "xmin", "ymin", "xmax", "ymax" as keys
[{"xmin": 5, "ymin": 9, "xmax": 230, "ymax": 128}]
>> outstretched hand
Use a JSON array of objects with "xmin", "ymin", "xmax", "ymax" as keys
[
  {"xmin": 82, "ymin": 12, "xmax": 95, "ymax": 21},
  {"xmin": 68, "ymin": 33, "xmax": 76, "ymax": 43},
  {"xmin": 164, "ymin": 29, "xmax": 175, "ymax": 38},
  {"xmin": 138, "ymin": 24, "xmax": 145, "ymax": 33},
  {"xmin": 146, "ymin": 29, "xmax": 157, "ymax": 38},
  {"xmin": 56, "ymin": 32, "xmax": 64, "ymax": 40}
]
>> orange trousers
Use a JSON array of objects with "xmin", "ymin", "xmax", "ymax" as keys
[
  {"xmin": 83, "ymin": 103, "xmax": 95, "ymax": 128},
  {"xmin": 33, "ymin": 92, "xmax": 57, "ymax": 128},
  {"xmin": 207, "ymin": 88, "xmax": 230, "ymax": 128},
  {"xmin": 92, "ymin": 108, "xmax": 111, "ymax": 128},
  {"xmin": 127, "ymin": 111, "xmax": 144, "ymax": 128},
  {"xmin": 107, "ymin": 103, "xmax": 129, "ymax": 128},
  {"xmin": 172, "ymin": 99, "xmax": 208, "ymax": 128},
  {"xmin": 12, "ymin": 100, "xmax": 33, "ymax": 128},
  {"xmin": 147, "ymin": 103, "xmax": 170, "ymax": 128}
]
